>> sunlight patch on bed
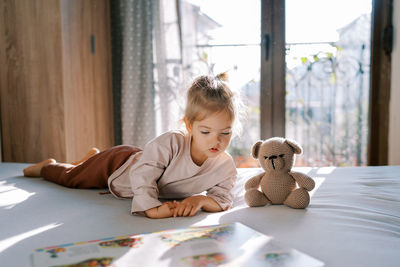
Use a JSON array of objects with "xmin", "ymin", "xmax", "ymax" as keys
[
  {"xmin": 0, "ymin": 223, "xmax": 62, "ymax": 253},
  {"xmin": 309, "ymin": 177, "xmax": 325, "ymax": 198},
  {"xmin": 0, "ymin": 181, "xmax": 36, "ymax": 209},
  {"xmin": 317, "ymin": 167, "xmax": 336, "ymax": 174},
  {"xmin": 191, "ymin": 213, "xmax": 225, "ymax": 227},
  {"xmin": 295, "ymin": 167, "xmax": 313, "ymax": 174}
]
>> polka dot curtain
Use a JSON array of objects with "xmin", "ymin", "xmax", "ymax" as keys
[
  {"xmin": 112, "ymin": 0, "xmax": 186, "ymax": 148},
  {"xmin": 119, "ymin": 0, "xmax": 155, "ymax": 147}
]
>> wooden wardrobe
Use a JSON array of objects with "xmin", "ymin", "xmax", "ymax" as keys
[{"xmin": 0, "ymin": 0, "xmax": 114, "ymax": 163}]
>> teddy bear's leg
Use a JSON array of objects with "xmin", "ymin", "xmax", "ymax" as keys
[
  {"xmin": 245, "ymin": 189, "xmax": 271, "ymax": 207},
  {"xmin": 284, "ymin": 188, "xmax": 310, "ymax": 209}
]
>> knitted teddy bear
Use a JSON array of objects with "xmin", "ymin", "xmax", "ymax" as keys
[{"xmin": 245, "ymin": 137, "xmax": 315, "ymax": 209}]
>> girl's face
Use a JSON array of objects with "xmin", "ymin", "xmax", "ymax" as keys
[{"xmin": 185, "ymin": 111, "xmax": 233, "ymax": 166}]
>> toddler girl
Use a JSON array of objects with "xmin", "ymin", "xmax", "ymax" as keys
[{"xmin": 23, "ymin": 73, "xmax": 243, "ymax": 219}]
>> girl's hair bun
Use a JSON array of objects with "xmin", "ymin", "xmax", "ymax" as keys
[{"xmin": 216, "ymin": 71, "xmax": 229, "ymax": 82}]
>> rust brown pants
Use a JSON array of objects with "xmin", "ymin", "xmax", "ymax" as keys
[{"xmin": 40, "ymin": 145, "xmax": 142, "ymax": 189}]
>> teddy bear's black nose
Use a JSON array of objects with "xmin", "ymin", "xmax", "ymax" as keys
[{"xmin": 269, "ymin": 155, "xmax": 277, "ymax": 159}]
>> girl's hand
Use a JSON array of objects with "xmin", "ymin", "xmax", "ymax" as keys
[
  {"xmin": 173, "ymin": 196, "xmax": 225, "ymax": 217},
  {"xmin": 173, "ymin": 196, "xmax": 206, "ymax": 217},
  {"xmin": 145, "ymin": 201, "xmax": 177, "ymax": 219}
]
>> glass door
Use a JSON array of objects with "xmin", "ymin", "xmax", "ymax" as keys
[
  {"xmin": 180, "ymin": 0, "xmax": 372, "ymax": 167},
  {"xmin": 180, "ymin": 0, "xmax": 261, "ymax": 167},
  {"xmin": 285, "ymin": 0, "xmax": 372, "ymax": 166}
]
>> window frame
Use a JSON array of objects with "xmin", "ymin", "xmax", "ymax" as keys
[
  {"xmin": 260, "ymin": 0, "xmax": 393, "ymax": 165},
  {"xmin": 260, "ymin": 0, "xmax": 286, "ymax": 139}
]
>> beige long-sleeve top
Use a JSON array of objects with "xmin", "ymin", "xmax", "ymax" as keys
[{"xmin": 107, "ymin": 130, "xmax": 237, "ymax": 214}]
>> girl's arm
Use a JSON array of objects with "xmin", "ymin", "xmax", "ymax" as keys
[
  {"xmin": 173, "ymin": 172, "xmax": 236, "ymax": 217},
  {"xmin": 145, "ymin": 202, "xmax": 176, "ymax": 219},
  {"xmin": 129, "ymin": 139, "xmax": 174, "ymax": 214},
  {"xmin": 173, "ymin": 195, "xmax": 222, "ymax": 217}
]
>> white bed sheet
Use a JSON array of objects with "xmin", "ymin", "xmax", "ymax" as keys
[{"xmin": 0, "ymin": 163, "xmax": 399, "ymax": 266}]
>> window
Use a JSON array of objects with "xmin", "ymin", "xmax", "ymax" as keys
[{"xmin": 179, "ymin": 0, "xmax": 392, "ymax": 166}]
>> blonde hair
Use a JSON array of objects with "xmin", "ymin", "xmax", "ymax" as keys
[{"xmin": 184, "ymin": 72, "xmax": 244, "ymax": 137}]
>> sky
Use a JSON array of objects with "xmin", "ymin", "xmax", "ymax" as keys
[
  {"xmin": 183, "ymin": 0, "xmax": 372, "ymax": 84},
  {"xmin": 285, "ymin": 0, "xmax": 372, "ymax": 43},
  {"xmin": 186, "ymin": 0, "xmax": 372, "ymax": 44}
]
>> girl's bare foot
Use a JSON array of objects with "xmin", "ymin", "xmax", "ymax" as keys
[
  {"xmin": 23, "ymin": 159, "xmax": 56, "ymax": 177},
  {"xmin": 72, "ymin": 147, "xmax": 100, "ymax": 165}
]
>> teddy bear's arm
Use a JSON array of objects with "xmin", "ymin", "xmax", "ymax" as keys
[
  {"xmin": 244, "ymin": 172, "xmax": 265, "ymax": 191},
  {"xmin": 289, "ymin": 171, "xmax": 315, "ymax": 191}
]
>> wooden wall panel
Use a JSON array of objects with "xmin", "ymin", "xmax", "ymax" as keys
[
  {"xmin": 61, "ymin": 0, "xmax": 97, "ymax": 162},
  {"xmin": 90, "ymin": 1, "xmax": 114, "ymax": 154},
  {"xmin": 0, "ymin": 0, "xmax": 113, "ymax": 163},
  {"xmin": 0, "ymin": 0, "xmax": 66, "ymax": 162},
  {"xmin": 60, "ymin": 0, "xmax": 113, "ymax": 162}
]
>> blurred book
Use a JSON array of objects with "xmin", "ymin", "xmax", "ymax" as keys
[{"xmin": 31, "ymin": 222, "xmax": 324, "ymax": 267}]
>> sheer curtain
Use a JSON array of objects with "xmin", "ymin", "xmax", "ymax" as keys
[
  {"xmin": 111, "ymin": 0, "xmax": 186, "ymax": 147},
  {"xmin": 153, "ymin": 0, "xmax": 186, "ymax": 136}
]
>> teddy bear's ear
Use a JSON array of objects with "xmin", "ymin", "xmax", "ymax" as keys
[
  {"xmin": 251, "ymin": 141, "xmax": 263, "ymax": 159},
  {"xmin": 284, "ymin": 139, "xmax": 303, "ymax": 154}
]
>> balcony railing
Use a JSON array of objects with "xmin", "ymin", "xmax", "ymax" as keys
[
  {"xmin": 184, "ymin": 40, "xmax": 370, "ymax": 167},
  {"xmin": 286, "ymin": 42, "xmax": 370, "ymax": 166}
]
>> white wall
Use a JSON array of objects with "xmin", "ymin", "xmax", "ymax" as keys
[{"xmin": 389, "ymin": 0, "xmax": 400, "ymax": 165}]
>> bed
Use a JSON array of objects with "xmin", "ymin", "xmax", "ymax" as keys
[{"xmin": 1, "ymin": 163, "xmax": 399, "ymax": 266}]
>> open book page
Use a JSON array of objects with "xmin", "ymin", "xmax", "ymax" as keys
[{"xmin": 31, "ymin": 222, "xmax": 324, "ymax": 267}]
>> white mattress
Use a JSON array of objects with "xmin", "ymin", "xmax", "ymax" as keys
[{"xmin": 1, "ymin": 163, "xmax": 399, "ymax": 266}]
